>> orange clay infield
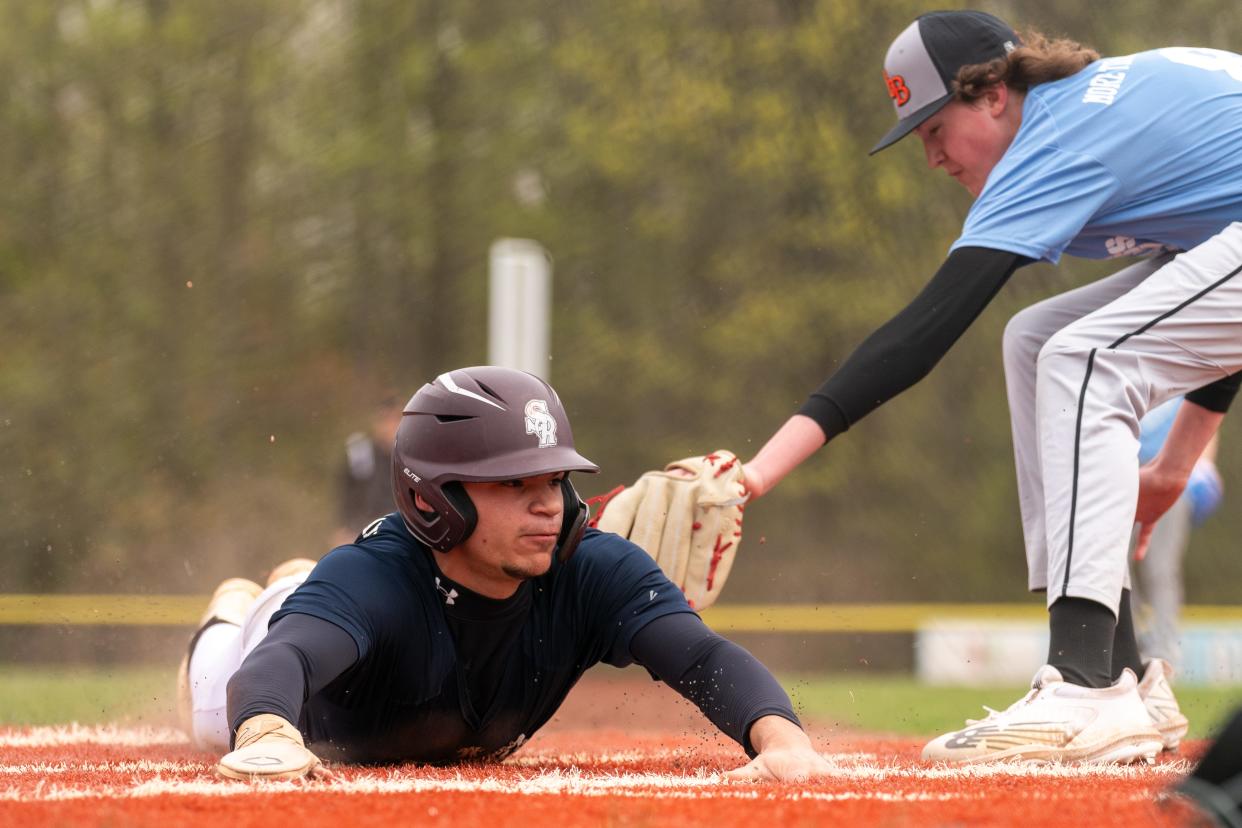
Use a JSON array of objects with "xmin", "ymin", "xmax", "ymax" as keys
[{"xmin": 0, "ymin": 673, "xmax": 1206, "ymax": 828}]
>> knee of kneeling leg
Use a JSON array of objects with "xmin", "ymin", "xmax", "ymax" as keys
[
  {"xmin": 1002, "ymin": 308, "xmax": 1051, "ymax": 364},
  {"xmin": 1035, "ymin": 329, "xmax": 1094, "ymax": 371}
]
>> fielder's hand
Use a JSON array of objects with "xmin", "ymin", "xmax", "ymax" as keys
[
  {"xmin": 590, "ymin": 450, "xmax": 746, "ymax": 610},
  {"xmin": 216, "ymin": 714, "xmax": 332, "ymax": 782},
  {"xmin": 1133, "ymin": 461, "xmax": 1189, "ymax": 561}
]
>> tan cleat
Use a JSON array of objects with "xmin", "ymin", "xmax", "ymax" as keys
[
  {"xmin": 177, "ymin": 578, "xmax": 264, "ymax": 738},
  {"xmin": 265, "ymin": 558, "xmax": 318, "ymax": 587},
  {"xmin": 196, "ymin": 578, "xmax": 265, "ymax": 628},
  {"xmin": 1138, "ymin": 658, "xmax": 1189, "ymax": 752}
]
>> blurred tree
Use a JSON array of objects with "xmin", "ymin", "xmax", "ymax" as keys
[{"xmin": 0, "ymin": 0, "xmax": 1238, "ymax": 611}]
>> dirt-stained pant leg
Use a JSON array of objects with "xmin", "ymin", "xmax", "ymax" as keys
[
  {"xmin": 1036, "ymin": 223, "xmax": 1242, "ymax": 615},
  {"xmin": 1001, "ymin": 255, "xmax": 1167, "ymax": 593}
]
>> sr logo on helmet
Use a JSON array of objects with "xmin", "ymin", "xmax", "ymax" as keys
[{"xmin": 524, "ymin": 399, "xmax": 558, "ymax": 447}]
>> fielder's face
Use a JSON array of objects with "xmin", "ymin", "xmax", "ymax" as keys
[
  {"xmin": 913, "ymin": 86, "xmax": 1022, "ymax": 197},
  {"xmin": 447, "ymin": 473, "xmax": 565, "ymax": 597}
]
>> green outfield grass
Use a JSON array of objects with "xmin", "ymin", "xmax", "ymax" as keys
[
  {"xmin": 0, "ymin": 666, "xmax": 176, "ymax": 727},
  {"xmin": 0, "ymin": 665, "xmax": 1238, "ymax": 741}
]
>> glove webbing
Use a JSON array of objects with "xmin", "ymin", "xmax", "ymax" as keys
[{"xmin": 586, "ymin": 485, "xmax": 625, "ymax": 528}]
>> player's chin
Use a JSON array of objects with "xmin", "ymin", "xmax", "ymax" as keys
[
  {"xmin": 500, "ymin": 557, "xmax": 551, "ymax": 580},
  {"xmin": 503, "ymin": 537, "xmax": 556, "ymax": 579}
]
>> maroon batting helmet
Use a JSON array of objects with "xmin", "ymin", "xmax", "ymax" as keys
[{"xmin": 392, "ymin": 366, "xmax": 599, "ymax": 558}]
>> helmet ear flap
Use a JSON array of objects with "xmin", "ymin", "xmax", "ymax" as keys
[
  {"xmin": 394, "ymin": 460, "xmax": 478, "ymax": 552},
  {"xmin": 555, "ymin": 477, "xmax": 589, "ymax": 564},
  {"xmin": 440, "ymin": 482, "xmax": 478, "ymax": 549}
]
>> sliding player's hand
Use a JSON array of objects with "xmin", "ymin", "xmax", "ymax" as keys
[
  {"xmin": 723, "ymin": 715, "xmax": 832, "ymax": 782},
  {"xmin": 216, "ymin": 714, "xmax": 333, "ymax": 782}
]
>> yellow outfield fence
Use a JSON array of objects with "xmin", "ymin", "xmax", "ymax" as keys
[{"xmin": 2, "ymin": 595, "xmax": 1242, "ymax": 632}]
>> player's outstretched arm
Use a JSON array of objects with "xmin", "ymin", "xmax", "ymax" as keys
[
  {"xmin": 723, "ymin": 715, "xmax": 832, "ymax": 782},
  {"xmin": 218, "ymin": 613, "xmax": 359, "ymax": 782},
  {"xmin": 629, "ymin": 612, "xmax": 826, "ymax": 780},
  {"xmin": 743, "ymin": 249, "xmax": 1029, "ymax": 500},
  {"xmin": 741, "ymin": 415, "xmax": 827, "ymax": 500}
]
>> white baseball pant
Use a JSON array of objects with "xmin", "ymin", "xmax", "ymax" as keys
[
  {"xmin": 1001, "ymin": 222, "xmax": 1242, "ymax": 615},
  {"xmin": 185, "ymin": 572, "xmax": 308, "ymax": 752}
]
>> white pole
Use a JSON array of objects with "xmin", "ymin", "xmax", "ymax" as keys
[{"xmin": 488, "ymin": 238, "xmax": 551, "ymax": 379}]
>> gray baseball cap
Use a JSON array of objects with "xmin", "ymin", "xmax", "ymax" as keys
[{"xmin": 870, "ymin": 10, "xmax": 1020, "ymax": 155}]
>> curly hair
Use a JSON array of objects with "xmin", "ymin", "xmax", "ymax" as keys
[{"xmin": 953, "ymin": 29, "xmax": 1100, "ymax": 102}]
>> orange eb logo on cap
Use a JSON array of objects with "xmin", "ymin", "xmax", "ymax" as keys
[{"xmin": 884, "ymin": 71, "xmax": 910, "ymax": 106}]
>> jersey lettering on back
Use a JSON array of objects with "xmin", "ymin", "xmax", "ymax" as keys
[
  {"xmin": 1080, "ymin": 56, "xmax": 1133, "ymax": 105},
  {"xmin": 953, "ymin": 48, "xmax": 1242, "ymax": 264}
]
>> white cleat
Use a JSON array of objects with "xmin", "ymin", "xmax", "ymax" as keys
[
  {"xmin": 1137, "ymin": 658, "xmax": 1189, "ymax": 752},
  {"xmin": 922, "ymin": 665, "xmax": 1163, "ymax": 765}
]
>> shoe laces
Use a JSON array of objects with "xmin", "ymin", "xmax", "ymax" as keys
[{"xmin": 964, "ymin": 687, "xmax": 1040, "ymax": 726}]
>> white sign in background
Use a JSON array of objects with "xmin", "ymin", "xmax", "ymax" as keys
[{"xmin": 916, "ymin": 621, "xmax": 1242, "ymax": 686}]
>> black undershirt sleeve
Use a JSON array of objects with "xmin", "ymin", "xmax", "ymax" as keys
[
  {"xmin": 799, "ymin": 247, "xmax": 1031, "ymax": 443},
  {"xmin": 629, "ymin": 611, "xmax": 800, "ymax": 758},
  {"xmin": 226, "ymin": 612, "xmax": 359, "ymax": 745},
  {"xmin": 1186, "ymin": 370, "xmax": 1242, "ymax": 413}
]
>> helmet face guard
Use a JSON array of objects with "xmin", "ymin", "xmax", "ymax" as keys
[{"xmin": 391, "ymin": 367, "xmax": 599, "ymax": 559}]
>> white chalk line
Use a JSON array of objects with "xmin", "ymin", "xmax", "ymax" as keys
[
  {"xmin": 0, "ymin": 760, "xmax": 1188, "ymax": 804},
  {"xmin": 0, "ymin": 726, "xmax": 1190, "ymax": 803},
  {"xmin": 0, "ymin": 771, "xmax": 1176, "ymax": 804},
  {"xmin": 0, "ymin": 725, "xmax": 187, "ymax": 748},
  {"xmin": 0, "ymin": 760, "xmax": 207, "ymax": 775}
]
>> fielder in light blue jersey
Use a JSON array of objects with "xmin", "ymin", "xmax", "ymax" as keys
[
  {"xmin": 956, "ymin": 47, "xmax": 1242, "ymax": 262},
  {"xmin": 738, "ymin": 11, "xmax": 1242, "ymax": 768}
]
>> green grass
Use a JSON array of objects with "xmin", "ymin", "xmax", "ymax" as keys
[
  {"xmin": 0, "ymin": 665, "xmax": 177, "ymax": 727},
  {"xmin": 0, "ymin": 665, "xmax": 1238, "ymax": 741},
  {"xmin": 783, "ymin": 673, "xmax": 1242, "ymax": 740}
]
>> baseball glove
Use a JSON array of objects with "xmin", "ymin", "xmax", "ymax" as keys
[{"xmin": 590, "ymin": 450, "xmax": 747, "ymax": 610}]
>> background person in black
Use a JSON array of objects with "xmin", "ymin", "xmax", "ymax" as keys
[
  {"xmin": 332, "ymin": 394, "xmax": 405, "ymax": 548},
  {"xmin": 179, "ymin": 366, "xmax": 830, "ymax": 782}
]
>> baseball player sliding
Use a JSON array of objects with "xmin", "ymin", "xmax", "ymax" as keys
[
  {"xmin": 715, "ymin": 10, "xmax": 1242, "ymax": 764},
  {"xmin": 177, "ymin": 366, "xmax": 827, "ymax": 781}
]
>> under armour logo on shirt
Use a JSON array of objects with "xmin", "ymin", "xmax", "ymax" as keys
[{"xmin": 435, "ymin": 577, "xmax": 458, "ymax": 606}]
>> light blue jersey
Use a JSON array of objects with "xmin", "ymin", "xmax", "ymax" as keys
[
  {"xmin": 1137, "ymin": 397, "xmax": 1181, "ymax": 464},
  {"xmin": 953, "ymin": 48, "xmax": 1242, "ymax": 263}
]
